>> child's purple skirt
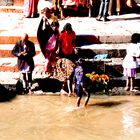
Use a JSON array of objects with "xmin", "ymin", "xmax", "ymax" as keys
[{"xmin": 123, "ymin": 68, "xmax": 137, "ymax": 77}]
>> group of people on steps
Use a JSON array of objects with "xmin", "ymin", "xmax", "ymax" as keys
[
  {"xmin": 12, "ymin": 1, "xmax": 140, "ymax": 107},
  {"xmin": 23, "ymin": 0, "xmax": 139, "ymax": 20},
  {"xmin": 12, "ymin": 7, "xmax": 91, "ymax": 107}
]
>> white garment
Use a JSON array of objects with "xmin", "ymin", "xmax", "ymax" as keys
[
  {"xmin": 122, "ymin": 43, "xmax": 140, "ymax": 69},
  {"xmin": 21, "ymin": 62, "xmax": 30, "ymax": 73},
  {"xmin": 38, "ymin": 0, "xmax": 53, "ymax": 13}
]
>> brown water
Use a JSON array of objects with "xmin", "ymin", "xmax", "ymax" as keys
[{"xmin": 0, "ymin": 94, "xmax": 140, "ymax": 140}]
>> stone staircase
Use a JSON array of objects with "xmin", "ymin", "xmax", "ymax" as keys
[
  {"xmin": 0, "ymin": 6, "xmax": 23, "ymax": 13},
  {"xmin": 0, "ymin": 6, "xmax": 140, "ymax": 94}
]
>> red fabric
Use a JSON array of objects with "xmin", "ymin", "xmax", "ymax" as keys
[
  {"xmin": 24, "ymin": 0, "xmax": 39, "ymax": 17},
  {"xmin": 78, "ymin": 0, "xmax": 88, "ymax": 5},
  {"xmin": 45, "ymin": 34, "xmax": 58, "ymax": 72},
  {"xmin": 59, "ymin": 31, "xmax": 76, "ymax": 55}
]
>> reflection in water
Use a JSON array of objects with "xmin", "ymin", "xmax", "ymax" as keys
[
  {"xmin": 0, "ymin": 95, "xmax": 140, "ymax": 140},
  {"xmin": 122, "ymin": 103, "xmax": 139, "ymax": 135}
]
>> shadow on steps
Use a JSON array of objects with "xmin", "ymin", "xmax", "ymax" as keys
[
  {"xmin": 0, "ymin": 84, "xmax": 17, "ymax": 102},
  {"xmin": 33, "ymin": 78, "xmax": 62, "ymax": 93},
  {"xmin": 16, "ymin": 78, "xmax": 62, "ymax": 94}
]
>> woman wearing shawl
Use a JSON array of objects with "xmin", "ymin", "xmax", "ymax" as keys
[
  {"xmin": 44, "ymin": 21, "xmax": 60, "ymax": 75},
  {"xmin": 37, "ymin": 7, "xmax": 59, "ymax": 75},
  {"xmin": 37, "ymin": 7, "xmax": 58, "ymax": 57}
]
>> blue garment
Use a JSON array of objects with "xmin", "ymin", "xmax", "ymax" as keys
[
  {"xmin": 73, "ymin": 66, "xmax": 84, "ymax": 85},
  {"xmin": 73, "ymin": 66, "xmax": 84, "ymax": 97},
  {"xmin": 98, "ymin": 0, "xmax": 110, "ymax": 18}
]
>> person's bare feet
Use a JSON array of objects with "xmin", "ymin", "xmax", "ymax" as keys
[
  {"xmin": 130, "ymin": 88, "xmax": 138, "ymax": 92},
  {"xmin": 60, "ymin": 89, "xmax": 68, "ymax": 95},
  {"xmin": 68, "ymin": 92, "xmax": 77, "ymax": 97},
  {"xmin": 124, "ymin": 87, "xmax": 129, "ymax": 91},
  {"xmin": 68, "ymin": 93, "xmax": 72, "ymax": 97},
  {"xmin": 28, "ymin": 89, "xmax": 33, "ymax": 95}
]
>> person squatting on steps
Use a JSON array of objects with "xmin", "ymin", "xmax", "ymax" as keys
[
  {"xmin": 12, "ymin": 33, "xmax": 36, "ymax": 94},
  {"xmin": 122, "ymin": 33, "xmax": 140, "ymax": 92},
  {"xmin": 56, "ymin": 23, "xmax": 78, "ymax": 96}
]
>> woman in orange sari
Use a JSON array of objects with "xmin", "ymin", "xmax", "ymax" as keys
[{"xmin": 24, "ymin": 0, "xmax": 39, "ymax": 18}]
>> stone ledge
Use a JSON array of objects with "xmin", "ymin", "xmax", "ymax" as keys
[
  {"xmin": 1, "ymin": 76, "xmax": 140, "ymax": 96},
  {"xmin": 0, "ymin": 6, "xmax": 23, "ymax": 13},
  {"xmin": 1, "ymin": 13, "xmax": 140, "ymax": 44}
]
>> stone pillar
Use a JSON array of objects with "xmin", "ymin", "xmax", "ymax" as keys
[
  {"xmin": 108, "ymin": 0, "xmax": 121, "ymax": 15},
  {"xmin": 108, "ymin": 0, "xmax": 113, "ymax": 15},
  {"xmin": 116, "ymin": 0, "xmax": 120, "ymax": 15}
]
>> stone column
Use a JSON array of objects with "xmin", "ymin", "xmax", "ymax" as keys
[
  {"xmin": 116, "ymin": 0, "xmax": 120, "ymax": 15},
  {"xmin": 108, "ymin": 0, "xmax": 113, "ymax": 15},
  {"xmin": 108, "ymin": 0, "xmax": 121, "ymax": 15}
]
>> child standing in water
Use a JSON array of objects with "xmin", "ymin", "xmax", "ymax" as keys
[
  {"xmin": 72, "ymin": 58, "xmax": 90, "ymax": 107},
  {"xmin": 122, "ymin": 33, "xmax": 140, "ymax": 91}
]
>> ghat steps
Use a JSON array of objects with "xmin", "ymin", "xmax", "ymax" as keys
[
  {"xmin": 0, "ymin": 13, "xmax": 140, "ymax": 75},
  {"xmin": 0, "ymin": 9, "xmax": 140, "ymax": 93}
]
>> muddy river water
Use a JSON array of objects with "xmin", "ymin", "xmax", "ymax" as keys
[{"xmin": 0, "ymin": 94, "xmax": 140, "ymax": 140}]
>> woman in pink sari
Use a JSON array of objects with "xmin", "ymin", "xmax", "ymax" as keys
[
  {"xmin": 44, "ymin": 21, "xmax": 60, "ymax": 75},
  {"xmin": 24, "ymin": 0, "xmax": 39, "ymax": 18}
]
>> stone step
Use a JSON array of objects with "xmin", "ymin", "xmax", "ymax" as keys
[
  {"xmin": 1, "ymin": 56, "xmax": 140, "ymax": 95},
  {"xmin": 0, "ymin": 52, "xmax": 45, "ymax": 73},
  {"xmin": 1, "ymin": 53, "xmax": 140, "ymax": 80},
  {"xmin": 1, "ymin": 13, "xmax": 140, "ymax": 44},
  {"xmin": 0, "ymin": 57, "xmax": 124, "ymax": 74},
  {"xmin": 0, "ymin": 6, "xmax": 23, "ymax": 13},
  {"xmin": 0, "ymin": 36, "xmax": 38, "ymax": 45},
  {"xmin": 1, "ymin": 70, "xmax": 140, "ymax": 96},
  {"xmin": 0, "ymin": 31, "xmax": 139, "ymax": 45},
  {"xmin": 0, "ymin": 43, "xmax": 136, "ymax": 59},
  {"xmin": 78, "ymin": 43, "xmax": 128, "ymax": 58},
  {"xmin": 0, "ymin": 43, "xmax": 126, "ymax": 58},
  {"xmin": 0, "ymin": 34, "xmax": 132, "ymax": 45},
  {"xmin": 0, "ymin": 44, "xmax": 40, "ymax": 57}
]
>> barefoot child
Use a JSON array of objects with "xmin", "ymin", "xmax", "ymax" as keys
[
  {"xmin": 122, "ymin": 33, "xmax": 140, "ymax": 91},
  {"xmin": 72, "ymin": 58, "xmax": 90, "ymax": 107}
]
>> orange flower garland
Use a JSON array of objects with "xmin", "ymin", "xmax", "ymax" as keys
[{"xmin": 86, "ymin": 73, "xmax": 109, "ymax": 83}]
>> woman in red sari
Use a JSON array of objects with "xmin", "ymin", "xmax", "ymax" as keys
[
  {"xmin": 24, "ymin": 0, "xmax": 39, "ymax": 18},
  {"xmin": 57, "ymin": 23, "xmax": 77, "ymax": 62},
  {"xmin": 56, "ymin": 23, "xmax": 77, "ymax": 96}
]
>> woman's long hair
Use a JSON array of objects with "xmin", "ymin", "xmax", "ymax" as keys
[{"xmin": 61, "ymin": 23, "xmax": 73, "ymax": 33}]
